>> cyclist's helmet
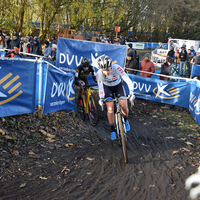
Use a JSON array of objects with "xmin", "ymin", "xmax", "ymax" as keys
[
  {"xmin": 97, "ymin": 55, "xmax": 112, "ymax": 70},
  {"xmin": 81, "ymin": 57, "xmax": 90, "ymax": 67}
]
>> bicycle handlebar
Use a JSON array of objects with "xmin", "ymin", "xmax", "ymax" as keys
[
  {"xmin": 101, "ymin": 95, "xmax": 134, "ymax": 111},
  {"xmin": 103, "ymin": 96, "xmax": 130, "ymax": 102}
]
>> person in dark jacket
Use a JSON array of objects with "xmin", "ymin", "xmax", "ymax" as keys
[
  {"xmin": 186, "ymin": 49, "xmax": 194, "ymax": 78},
  {"xmin": 125, "ymin": 51, "xmax": 139, "ymax": 75},
  {"xmin": 5, "ymin": 36, "xmax": 11, "ymax": 49},
  {"xmin": 126, "ymin": 43, "xmax": 135, "ymax": 59},
  {"xmin": 9, "ymin": 34, "xmax": 20, "ymax": 49},
  {"xmin": 160, "ymin": 57, "xmax": 174, "ymax": 81},
  {"xmin": 167, "ymin": 46, "xmax": 175, "ymax": 58},
  {"xmin": 32, "ymin": 38, "xmax": 42, "ymax": 56},
  {"xmin": 179, "ymin": 46, "xmax": 187, "ymax": 76}
]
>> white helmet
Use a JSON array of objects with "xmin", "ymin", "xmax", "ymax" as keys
[{"xmin": 97, "ymin": 55, "xmax": 112, "ymax": 70}]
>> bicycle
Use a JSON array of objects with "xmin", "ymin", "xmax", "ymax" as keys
[
  {"xmin": 76, "ymin": 84, "xmax": 99, "ymax": 126},
  {"xmin": 103, "ymin": 95, "xmax": 133, "ymax": 164}
]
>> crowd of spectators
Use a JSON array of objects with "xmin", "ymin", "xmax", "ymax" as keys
[
  {"xmin": 0, "ymin": 30, "xmax": 57, "ymax": 61},
  {"xmin": 165, "ymin": 45, "xmax": 199, "ymax": 79}
]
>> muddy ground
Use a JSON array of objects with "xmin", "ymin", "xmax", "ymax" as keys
[
  {"xmin": 0, "ymin": 96, "xmax": 200, "ymax": 200},
  {"xmin": 0, "ymin": 50, "xmax": 200, "ymax": 200}
]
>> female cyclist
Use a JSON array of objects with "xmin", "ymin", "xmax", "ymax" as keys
[{"xmin": 96, "ymin": 55, "xmax": 135, "ymax": 140}]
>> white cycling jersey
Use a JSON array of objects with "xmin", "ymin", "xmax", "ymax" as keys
[{"xmin": 96, "ymin": 63, "xmax": 134, "ymax": 99}]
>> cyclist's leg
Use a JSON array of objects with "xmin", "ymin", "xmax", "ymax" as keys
[
  {"xmin": 104, "ymin": 85, "xmax": 116, "ymax": 139},
  {"xmin": 78, "ymin": 78, "xmax": 86, "ymax": 97},
  {"xmin": 116, "ymin": 82, "xmax": 130, "ymax": 131}
]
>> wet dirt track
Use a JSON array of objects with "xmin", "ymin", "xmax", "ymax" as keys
[{"xmin": 0, "ymin": 98, "xmax": 199, "ymax": 200}]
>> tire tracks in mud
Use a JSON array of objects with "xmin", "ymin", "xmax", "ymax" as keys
[
  {"xmin": 0, "ymin": 100, "xmax": 197, "ymax": 200},
  {"xmin": 59, "ymin": 104, "xmax": 195, "ymax": 200}
]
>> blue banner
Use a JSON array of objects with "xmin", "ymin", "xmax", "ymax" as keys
[
  {"xmin": 191, "ymin": 64, "xmax": 200, "ymax": 77},
  {"xmin": 43, "ymin": 66, "xmax": 75, "ymax": 114},
  {"xmin": 0, "ymin": 60, "xmax": 36, "ymax": 117},
  {"xmin": 56, "ymin": 38, "xmax": 127, "ymax": 73},
  {"xmin": 189, "ymin": 82, "xmax": 200, "ymax": 126},
  {"xmin": 127, "ymin": 74, "xmax": 190, "ymax": 108}
]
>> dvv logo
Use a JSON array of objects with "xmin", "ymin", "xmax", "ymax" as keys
[
  {"xmin": 0, "ymin": 72, "xmax": 23, "ymax": 105},
  {"xmin": 153, "ymin": 83, "xmax": 180, "ymax": 99},
  {"xmin": 66, "ymin": 77, "xmax": 75, "ymax": 101}
]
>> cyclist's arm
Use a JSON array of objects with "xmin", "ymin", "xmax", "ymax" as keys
[
  {"xmin": 115, "ymin": 65, "xmax": 134, "ymax": 93},
  {"xmin": 96, "ymin": 70, "xmax": 105, "ymax": 99}
]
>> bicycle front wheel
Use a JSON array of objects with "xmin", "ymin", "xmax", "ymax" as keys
[
  {"xmin": 118, "ymin": 112, "xmax": 128, "ymax": 164},
  {"xmin": 77, "ymin": 98, "xmax": 85, "ymax": 121},
  {"xmin": 88, "ymin": 95, "xmax": 99, "ymax": 126}
]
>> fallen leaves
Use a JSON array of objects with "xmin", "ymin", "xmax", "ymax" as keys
[
  {"xmin": 39, "ymin": 176, "xmax": 47, "ymax": 180},
  {"xmin": 0, "ymin": 128, "xmax": 5, "ymax": 135},
  {"xmin": 20, "ymin": 183, "xmax": 26, "ymax": 188},
  {"xmin": 61, "ymin": 166, "xmax": 70, "ymax": 174},
  {"xmin": 39, "ymin": 129, "xmax": 56, "ymax": 139},
  {"xmin": 86, "ymin": 157, "xmax": 94, "ymax": 161},
  {"xmin": 185, "ymin": 141, "xmax": 195, "ymax": 147},
  {"xmin": 172, "ymin": 147, "xmax": 190, "ymax": 155},
  {"xmin": 11, "ymin": 149, "xmax": 19, "ymax": 156},
  {"xmin": 65, "ymin": 143, "xmax": 73, "ymax": 148},
  {"xmin": 29, "ymin": 151, "xmax": 35, "ymax": 155}
]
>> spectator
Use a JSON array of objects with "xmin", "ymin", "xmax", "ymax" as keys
[
  {"xmin": 160, "ymin": 57, "xmax": 174, "ymax": 81},
  {"xmin": 43, "ymin": 40, "xmax": 51, "ymax": 58},
  {"xmin": 190, "ymin": 46, "xmax": 196, "ymax": 56},
  {"xmin": 148, "ymin": 36, "xmax": 152, "ymax": 42},
  {"xmin": 191, "ymin": 48, "xmax": 200, "ymax": 80},
  {"xmin": 18, "ymin": 32, "xmax": 22, "ymax": 39},
  {"xmin": 125, "ymin": 51, "xmax": 139, "ymax": 75},
  {"xmin": 192, "ymin": 48, "xmax": 200, "ymax": 65},
  {"xmin": 32, "ymin": 37, "xmax": 42, "ymax": 56},
  {"xmin": 167, "ymin": 46, "xmax": 175, "ymax": 58},
  {"xmin": 174, "ymin": 49, "xmax": 180, "ymax": 74},
  {"xmin": 127, "ymin": 43, "xmax": 135, "ymax": 59},
  {"xmin": 157, "ymin": 42, "xmax": 165, "ymax": 49},
  {"xmin": 134, "ymin": 49, "xmax": 140, "ymax": 63},
  {"xmin": 5, "ymin": 36, "xmax": 11, "ymax": 49},
  {"xmin": 48, "ymin": 44, "xmax": 57, "ymax": 61},
  {"xmin": 9, "ymin": 33, "xmax": 20, "ymax": 49},
  {"xmin": 22, "ymin": 37, "xmax": 30, "ymax": 55},
  {"xmin": 186, "ymin": 49, "xmax": 194, "ymax": 78},
  {"xmin": 19, "ymin": 37, "xmax": 24, "ymax": 52},
  {"xmin": 0, "ymin": 35, "xmax": 6, "ymax": 49},
  {"xmin": 47, "ymin": 38, "xmax": 52, "ymax": 48},
  {"xmin": 4, "ymin": 47, "xmax": 23, "ymax": 58},
  {"xmin": 31, "ymin": 36, "xmax": 42, "ymax": 54},
  {"xmin": 140, "ymin": 53, "xmax": 155, "ymax": 78},
  {"xmin": 179, "ymin": 46, "xmax": 187, "ymax": 76},
  {"xmin": 51, "ymin": 36, "xmax": 57, "ymax": 45}
]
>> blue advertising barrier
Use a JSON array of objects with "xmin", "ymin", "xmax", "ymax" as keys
[
  {"xmin": 43, "ymin": 66, "xmax": 75, "ymax": 114},
  {"xmin": 0, "ymin": 59, "xmax": 37, "ymax": 117},
  {"xmin": 125, "ymin": 74, "xmax": 191, "ymax": 108},
  {"xmin": 189, "ymin": 82, "xmax": 200, "ymax": 126},
  {"xmin": 56, "ymin": 38, "xmax": 127, "ymax": 73},
  {"xmin": 191, "ymin": 64, "xmax": 200, "ymax": 77}
]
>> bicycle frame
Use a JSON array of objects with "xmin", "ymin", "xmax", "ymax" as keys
[{"xmin": 81, "ymin": 85, "xmax": 97, "ymax": 114}]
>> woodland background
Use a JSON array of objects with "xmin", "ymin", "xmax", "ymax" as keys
[{"xmin": 0, "ymin": 0, "xmax": 199, "ymax": 43}]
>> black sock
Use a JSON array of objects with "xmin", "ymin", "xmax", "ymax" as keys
[
  {"xmin": 124, "ymin": 116, "xmax": 128, "ymax": 122},
  {"xmin": 110, "ymin": 124, "xmax": 116, "ymax": 132}
]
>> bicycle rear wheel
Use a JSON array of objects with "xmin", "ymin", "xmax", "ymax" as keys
[
  {"xmin": 88, "ymin": 95, "xmax": 99, "ymax": 126},
  {"xmin": 77, "ymin": 98, "xmax": 85, "ymax": 121},
  {"xmin": 118, "ymin": 112, "xmax": 128, "ymax": 164}
]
